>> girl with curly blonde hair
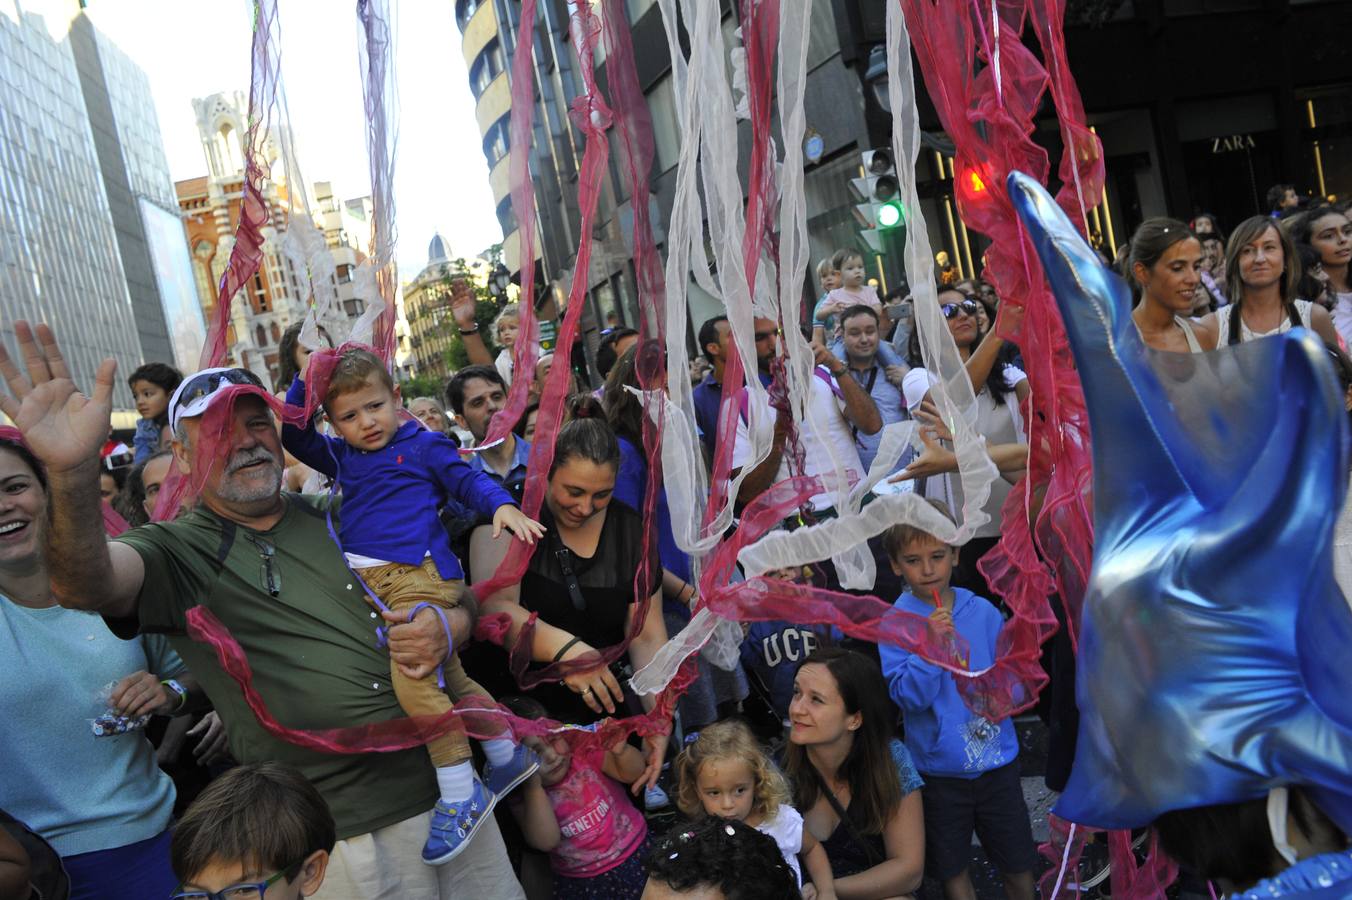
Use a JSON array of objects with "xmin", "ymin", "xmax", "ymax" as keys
[{"xmin": 675, "ymin": 720, "xmax": 837, "ymax": 899}]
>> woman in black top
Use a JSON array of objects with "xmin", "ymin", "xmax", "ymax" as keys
[
  {"xmin": 783, "ymin": 647, "xmax": 925, "ymax": 897},
  {"xmin": 468, "ymin": 396, "xmax": 669, "ymax": 792}
]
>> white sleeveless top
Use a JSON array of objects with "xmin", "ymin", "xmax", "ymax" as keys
[{"xmin": 1214, "ymin": 300, "xmax": 1313, "ymax": 343}]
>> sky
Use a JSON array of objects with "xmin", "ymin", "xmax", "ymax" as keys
[{"xmin": 40, "ymin": 0, "xmax": 504, "ymax": 279}]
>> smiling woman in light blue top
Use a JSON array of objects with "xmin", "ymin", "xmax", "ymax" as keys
[{"xmin": 0, "ymin": 430, "xmax": 205, "ymax": 900}]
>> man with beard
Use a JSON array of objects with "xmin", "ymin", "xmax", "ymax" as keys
[{"xmin": 0, "ymin": 324, "xmax": 525, "ymax": 900}]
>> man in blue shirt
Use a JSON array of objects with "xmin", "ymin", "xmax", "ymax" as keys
[
  {"xmin": 691, "ymin": 315, "xmax": 774, "ymax": 462},
  {"xmin": 441, "ymin": 366, "xmax": 532, "ymax": 565},
  {"xmin": 445, "ymin": 366, "xmax": 531, "ymax": 495}
]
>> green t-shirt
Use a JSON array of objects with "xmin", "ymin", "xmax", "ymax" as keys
[{"xmin": 111, "ymin": 493, "xmax": 437, "ymax": 839}]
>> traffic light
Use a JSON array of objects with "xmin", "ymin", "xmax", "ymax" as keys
[{"xmin": 850, "ymin": 149, "xmax": 905, "ymax": 254}]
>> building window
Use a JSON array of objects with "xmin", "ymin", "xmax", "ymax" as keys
[
  {"xmin": 455, "ymin": 0, "xmax": 482, "ymax": 32},
  {"xmin": 336, "ymin": 263, "xmax": 354, "ymax": 283},
  {"xmin": 255, "ymin": 324, "xmax": 267, "ymax": 347},
  {"xmin": 645, "ymin": 75, "xmax": 681, "ymax": 174},
  {"xmin": 344, "ymin": 297, "xmax": 366, "ymax": 317},
  {"xmin": 469, "ymin": 39, "xmax": 505, "ymax": 99},
  {"xmin": 483, "ymin": 114, "xmax": 511, "ymax": 166},
  {"xmin": 496, "ymin": 196, "xmax": 519, "ymax": 235},
  {"xmin": 254, "ymin": 274, "xmax": 270, "ymax": 312}
]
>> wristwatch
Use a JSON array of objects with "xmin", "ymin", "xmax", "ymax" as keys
[{"xmin": 160, "ymin": 678, "xmax": 188, "ymax": 715}]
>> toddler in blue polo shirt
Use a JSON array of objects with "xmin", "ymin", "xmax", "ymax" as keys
[{"xmin": 283, "ymin": 347, "xmax": 545, "ymax": 867}]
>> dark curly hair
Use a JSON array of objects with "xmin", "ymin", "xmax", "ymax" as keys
[{"xmin": 644, "ymin": 818, "xmax": 800, "ymax": 899}]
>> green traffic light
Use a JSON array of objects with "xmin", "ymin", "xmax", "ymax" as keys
[{"xmin": 877, "ymin": 201, "xmax": 904, "ymax": 228}]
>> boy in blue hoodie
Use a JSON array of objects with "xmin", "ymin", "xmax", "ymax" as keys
[
  {"xmin": 877, "ymin": 499, "xmax": 1035, "ymax": 900},
  {"xmin": 283, "ymin": 348, "xmax": 545, "ymax": 866}
]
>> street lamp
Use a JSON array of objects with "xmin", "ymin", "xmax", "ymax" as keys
[{"xmin": 487, "ymin": 263, "xmax": 511, "ymax": 300}]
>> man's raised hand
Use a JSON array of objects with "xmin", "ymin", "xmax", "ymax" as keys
[{"xmin": 0, "ymin": 322, "xmax": 116, "ymax": 473}]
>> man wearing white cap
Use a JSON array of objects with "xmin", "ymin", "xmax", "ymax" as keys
[{"xmin": 0, "ymin": 323, "xmax": 526, "ymax": 900}]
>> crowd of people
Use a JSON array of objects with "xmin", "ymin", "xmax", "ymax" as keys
[{"xmin": 0, "ymin": 182, "xmax": 1350, "ymax": 900}]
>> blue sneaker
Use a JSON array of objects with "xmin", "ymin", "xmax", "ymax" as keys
[
  {"xmin": 422, "ymin": 779, "xmax": 497, "ymax": 866},
  {"xmin": 483, "ymin": 744, "xmax": 540, "ymax": 798},
  {"xmin": 644, "ymin": 782, "xmax": 671, "ymax": 811}
]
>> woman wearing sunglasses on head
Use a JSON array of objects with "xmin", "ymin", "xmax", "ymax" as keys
[{"xmin": 896, "ymin": 288, "xmax": 1030, "ymax": 601}]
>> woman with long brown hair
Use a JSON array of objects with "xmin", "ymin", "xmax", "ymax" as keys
[
  {"xmin": 1208, "ymin": 216, "xmax": 1339, "ymax": 345},
  {"xmin": 783, "ymin": 647, "xmax": 925, "ymax": 898}
]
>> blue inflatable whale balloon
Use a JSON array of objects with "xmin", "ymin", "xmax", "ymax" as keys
[{"xmin": 1005, "ymin": 173, "xmax": 1352, "ymax": 853}]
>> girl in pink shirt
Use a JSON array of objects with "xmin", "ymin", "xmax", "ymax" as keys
[{"xmin": 504, "ymin": 697, "xmax": 651, "ymax": 899}]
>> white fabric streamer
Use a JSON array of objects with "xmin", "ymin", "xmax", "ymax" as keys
[{"xmin": 632, "ymin": 0, "xmax": 1002, "ymax": 699}]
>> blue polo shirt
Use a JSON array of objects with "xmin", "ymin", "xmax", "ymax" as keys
[
  {"xmin": 282, "ymin": 379, "xmax": 514, "ymax": 580},
  {"xmin": 692, "ymin": 370, "xmax": 772, "ymax": 459},
  {"xmin": 840, "ymin": 360, "xmax": 911, "ymax": 474},
  {"xmin": 469, "ymin": 434, "xmax": 531, "ymax": 492}
]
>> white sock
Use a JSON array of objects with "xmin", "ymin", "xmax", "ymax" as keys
[
  {"xmin": 482, "ymin": 737, "xmax": 516, "ymax": 767},
  {"xmin": 436, "ymin": 762, "xmax": 475, "ymax": 804}
]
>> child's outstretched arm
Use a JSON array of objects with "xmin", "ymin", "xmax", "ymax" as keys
[
  {"xmin": 599, "ymin": 729, "xmax": 649, "ymax": 787},
  {"xmin": 279, "ymin": 376, "xmax": 338, "ymax": 476},
  {"xmin": 492, "ymin": 503, "xmax": 546, "ymax": 544},
  {"xmin": 800, "ymin": 829, "xmax": 836, "ymax": 900},
  {"xmin": 504, "ymin": 770, "xmax": 561, "ymax": 853}
]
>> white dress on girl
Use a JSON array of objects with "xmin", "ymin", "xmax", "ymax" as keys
[{"xmin": 755, "ymin": 804, "xmax": 807, "ymax": 886}]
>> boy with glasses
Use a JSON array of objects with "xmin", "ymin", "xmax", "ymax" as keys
[{"xmin": 169, "ymin": 763, "xmax": 333, "ymax": 899}]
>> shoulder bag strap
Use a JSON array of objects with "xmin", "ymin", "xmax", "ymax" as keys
[{"xmin": 809, "ymin": 763, "xmax": 884, "ymax": 867}]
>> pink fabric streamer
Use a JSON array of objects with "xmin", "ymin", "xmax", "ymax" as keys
[
  {"xmin": 152, "ymin": 0, "xmax": 285, "ymax": 525},
  {"xmin": 184, "ymin": 603, "xmax": 686, "ymax": 755},
  {"xmin": 472, "ymin": 0, "xmax": 670, "ymax": 691},
  {"xmin": 476, "ymin": 0, "xmax": 543, "ymax": 452},
  {"xmin": 901, "ymin": 0, "xmax": 1173, "ymax": 892},
  {"xmin": 600, "ymin": 0, "xmax": 668, "ymax": 637},
  {"xmin": 355, "ymin": 0, "xmax": 400, "ymax": 362}
]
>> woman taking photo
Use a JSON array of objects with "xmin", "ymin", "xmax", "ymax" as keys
[
  {"xmin": 1208, "ymin": 216, "xmax": 1339, "ymax": 345},
  {"xmin": 783, "ymin": 647, "xmax": 925, "ymax": 898},
  {"xmin": 1125, "ymin": 218, "xmax": 1218, "ymax": 354},
  {"xmin": 468, "ymin": 397, "xmax": 669, "ymax": 792},
  {"xmin": 0, "ymin": 430, "xmax": 209, "ymax": 899},
  {"xmin": 900, "ymin": 289, "xmax": 1029, "ymax": 600}
]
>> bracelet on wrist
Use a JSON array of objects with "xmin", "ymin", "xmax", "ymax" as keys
[
  {"xmin": 458, "ymin": 325, "xmax": 480, "ymax": 335},
  {"xmin": 160, "ymin": 678, "xmax": 188, "ymax": 715},
  {"xmin": 553, "ymin": 636, "xmax": 584, "ymax": 663}
]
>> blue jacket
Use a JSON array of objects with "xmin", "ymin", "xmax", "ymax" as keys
[
  {"xmin": 878, "ymin": 587, "xmax": 1018, "ymax": 778},
  {"xmin": 282, "ymin": 378, "xmax": 514, "ymax": 580}
]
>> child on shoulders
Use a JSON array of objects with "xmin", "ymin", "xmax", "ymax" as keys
[
  {"xmin": 814, "ymin": 249, "xmax": 904, "ymax": 369},
  {"xmin": 128, "ymin": 363, "xmax": 182, "ymax": 464},
  {"xmin": 876, "ymin": 499, "xmax": 1036, "ymax": 900},
  {"xmin": 282, "ymin": 347, "xmax": 545, "ymax": 867}
]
